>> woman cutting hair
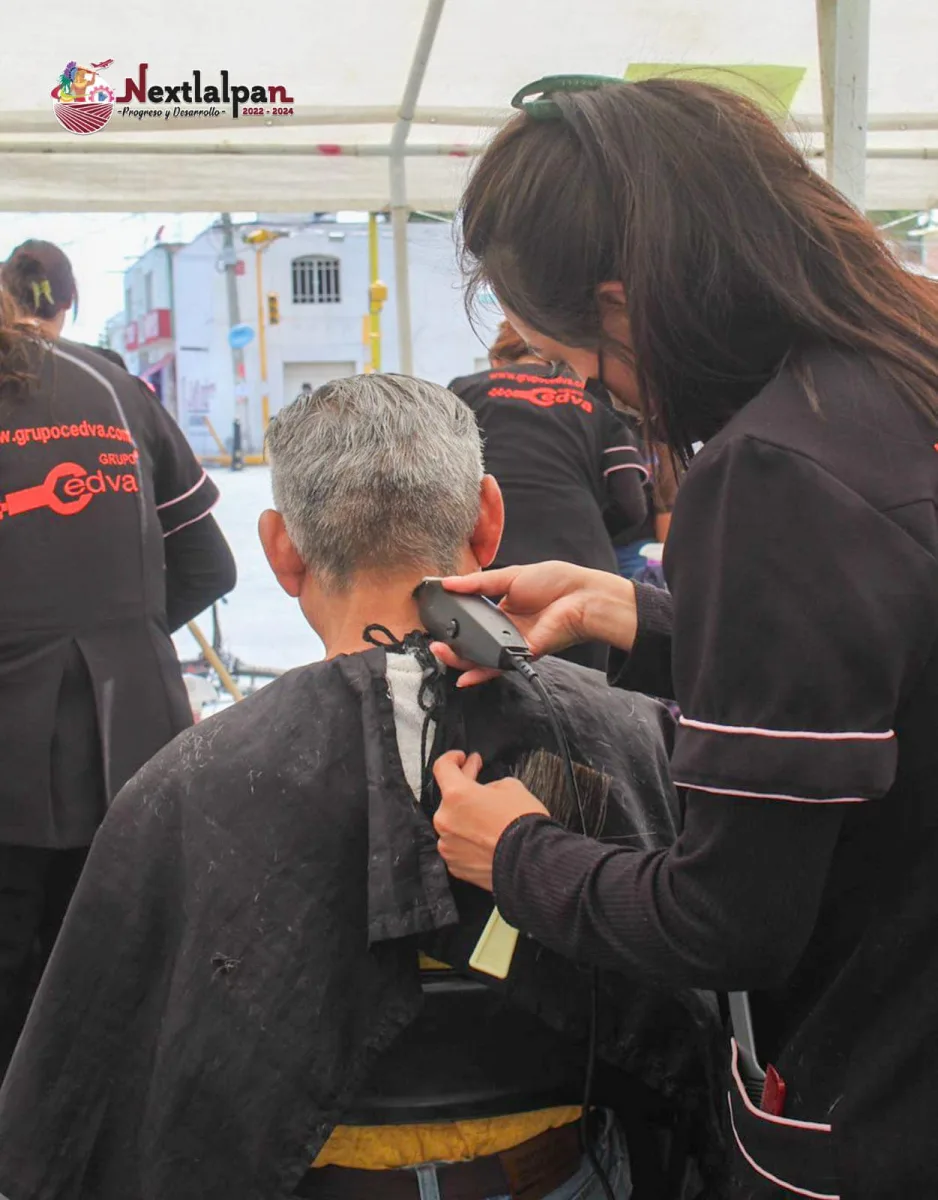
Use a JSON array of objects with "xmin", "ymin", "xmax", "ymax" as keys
[
  {"xmin": 0, "ymin": 245, "xmax": 236, "ymax": 1074},
  {"xmin": 450, "ymin": 320, "xmax": 646, "ymax": 670},
  {"xmin": 431, "ymin": 76, "xmax": 938, "ymax": 1199}
]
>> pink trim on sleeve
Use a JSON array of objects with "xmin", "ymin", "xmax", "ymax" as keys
[
  {"xmin": 680, "ymin": 717, "xmax": 894, "ymax": 743},
  {"xmin": 674, "ymin": 781, "xmax": 868, "ymax": 804},
  {"xmin": 157, "ymin": 470, "xmax": 209, "ymax": 511},
  {"xmin": 162, "ymin": 495, "xmax": 219, "ymax": 538},
  {"xmin": 603, "ymin": 463, "xmax": 650, "ymax": 478}
]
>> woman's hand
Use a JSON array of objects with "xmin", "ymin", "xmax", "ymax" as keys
[
  {"xmin": 432, "ymin": 750, "xmax": 551, "ymax": 891},
  {"xmin": 430, "ymin": 561, "xmax": 638, "ymax": 686}
]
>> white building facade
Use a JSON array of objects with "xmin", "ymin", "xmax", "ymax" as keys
[
  {"xmin": 110, "ymin": 216, "xmax": 497, "ymax": 458},
  {"xmin": 118, "ymin": 241, "xmax": 181, "ymax": 417}
]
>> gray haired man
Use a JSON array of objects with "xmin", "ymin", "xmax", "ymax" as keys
[{"xmin": 0, "ymin": 375, "xmax": 722, "ymax": 1200}]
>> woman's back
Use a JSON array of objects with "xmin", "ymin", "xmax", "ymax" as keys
[
  {"xmin": 449, "ymin": 364, "xmax": 645, "ymax": 572},
  {"xmin": 0, "ymin": 341, "xmax": 168, "ymax": 632},
  {"xmin": 0, "ymin": 338, "xmax": 219, "ymax": 843},
  {"xmin": 665, "ymin": 344, "xmax": 938, "ymax": 1196},
  {"xmin": 0, "ymin": 247, "xmax": 235, "ymax": 1079}
]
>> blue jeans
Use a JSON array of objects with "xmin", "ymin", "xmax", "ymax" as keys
[
  {"xmin": 411, "ymin": 1110, "xmax": 631, "ymax": 1199},
  {"xmin": 615, "ymin": 543, "xmax": 667, "ymax": 591},
  {"xmin": 615, "ymin": 540, "xmax": 653, "ymax": 580}
]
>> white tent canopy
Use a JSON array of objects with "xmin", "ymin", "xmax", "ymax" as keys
[
  {"xmin": 4, "ymin": 0, "xmax": 937, "ymax": 212},
  {"xmin": 4, "ymin": 0, "xmax": 936, "ymax": 366}
]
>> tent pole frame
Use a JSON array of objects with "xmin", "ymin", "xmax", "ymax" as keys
[
  {"xmin": 3, "ymin": 107, "xmax": 938, "ymax": 139},
  {"xmin": 390, "ymin": 0, "xmax": 447, "ymax": 375},
  {"xmin": 816, "ymin": 0, "xmax": 872, "ymax": 209}
]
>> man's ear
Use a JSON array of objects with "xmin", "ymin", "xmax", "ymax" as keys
[
  {"xmin": 470, "ymin": 475, "xmax": 505, "ymax": 569},
  {"xmin": 258, "ymin": 510, "xmax": 306, "ymax": 598}
]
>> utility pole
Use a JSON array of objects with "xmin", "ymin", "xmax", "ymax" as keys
[
  {"xmin": 220, "ymin": 212, "xmax": 248, "ymax": 466},
  {"xmin": 243, "ymin": 227, "xmax": 288, "ymax": 431},
  {"xmin": 367, "ymin": 213, "xmax": 388, "ymax": 372}
]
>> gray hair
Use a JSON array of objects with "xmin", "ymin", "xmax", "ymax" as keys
[{"xmin": 266, "ymin": 373, "xmax": 484, "ymax": 590}]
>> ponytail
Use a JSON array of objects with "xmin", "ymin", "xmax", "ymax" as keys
[{"xmin": 1, "ymin": 240, "xmax": 78, "ymax": 322}]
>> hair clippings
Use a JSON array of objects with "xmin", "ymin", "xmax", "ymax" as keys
[
  {"xmin": 510, "ymin": 74, "xmax": 627, "ymax": 120},
  {"xmin": 30, "ymin": 279, "xmax": 54, "ymax": 310}
]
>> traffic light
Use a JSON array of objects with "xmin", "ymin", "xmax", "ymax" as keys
[{"xmin": 267, "ymin": 292, "xmax": 280, "ymax": 325}]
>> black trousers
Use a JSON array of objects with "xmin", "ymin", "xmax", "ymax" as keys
[{"xmin": 0, "ymin": 844, "xmax": 89, "ymax": 1079}]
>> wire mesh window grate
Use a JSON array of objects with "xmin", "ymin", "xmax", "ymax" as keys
[{"xmin": 292, "ymin": 256, "xmax": 341, "ymax": 305}]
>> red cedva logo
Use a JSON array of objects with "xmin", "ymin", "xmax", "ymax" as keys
[
  {"xmin": 0, "ymin": 463, "xmax": 140, "ymax": 522},
  {"xmin": 52, "ymin": 60, "xmax": 295, "ymax": 135}
]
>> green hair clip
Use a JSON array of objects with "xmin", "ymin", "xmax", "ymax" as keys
[
  {"xmin": 30, "ymin": 279, "xmax": 54, "ymax": 310},
  {"xmin": 510, "ymin": 74, "xmax": 626, "ymax": 120}
]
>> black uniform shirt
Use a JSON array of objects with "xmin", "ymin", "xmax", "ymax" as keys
[
  {"xmin": 449, "ymin": 366, "xmax": 647, "ymax": 572},
  {"xmin": 0, "ymin": 338, "xmax": 221, "ymax": 847},
  {"xmin": 493, "ymin": 346, "xmax": 938, "ymax": 1199}
]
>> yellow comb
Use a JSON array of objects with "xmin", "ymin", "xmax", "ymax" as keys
[{"xmin": 469, "ymin": 907, "xmax": 520, "ymax": 980}]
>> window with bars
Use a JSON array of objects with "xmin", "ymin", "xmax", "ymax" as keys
[{"xmin": 292, "ymin": 256, "xmax": 341, "ymax": 305}]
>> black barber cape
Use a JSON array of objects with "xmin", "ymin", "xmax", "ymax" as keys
[{"xmin": 0, "ymin": 652, "xmax": 724, "ymax": 1200}]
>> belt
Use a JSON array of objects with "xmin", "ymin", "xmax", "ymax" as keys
[{"xmin": 296, "ymin": 1119, "xmax": 583, "ymax": 1200}]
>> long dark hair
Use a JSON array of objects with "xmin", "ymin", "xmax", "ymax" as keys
[
  {"xmin": 460, "ymin": 79, "xmax": 938, "ymax": 458},
  {"xmin": 1, "ymin": 240, "xmax": 78, "ymax": 322},
  {"xmin": 0, "ymin": 288, "xmax": 40, "ymax": 396}
]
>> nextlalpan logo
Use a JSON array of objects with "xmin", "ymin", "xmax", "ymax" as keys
[
  {"xmin": 52, "ymin": 60, "xmax": 295, "ymax": 134},
  {"xmin": 51, "ymin": 61, "xmax": 116, "ymax": 134}
]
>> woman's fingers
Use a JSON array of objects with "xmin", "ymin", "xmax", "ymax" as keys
[
  {"xmin": 439, "ymin": 567, "xmax": 522, "ymax": 597},
  {"xmin": 429, "ymin": 562, "xmax": 628, "ymax": 672},
  {"xmin": 454, "ymin": 668, "xmax": 500, "ymax": 689},
  {"xmin": 429, "ymin": 643, "xmax": 478, "ymax": 673},
  {"xmin": 432, "ymin": 759, "xmax": 551, "ymax": 892},
  {"xmin": 429, "ymin": 642, "xmax": 502, "ymax": 688},
  {"xmin": 432, "ymin": 749, "xmax": 479, "ymax": 794},
  {"xmin": 462, "ymin": 752, "xmax": 483, "ymax": 781}
]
